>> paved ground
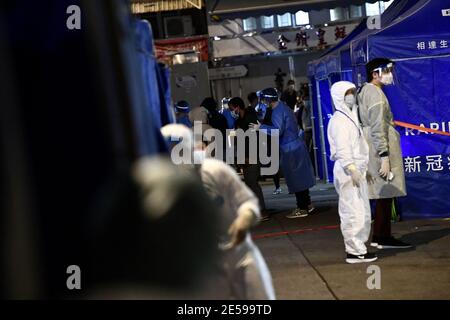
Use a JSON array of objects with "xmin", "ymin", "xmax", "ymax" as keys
[{"xmin": 252, "ymin": 180, "xmax": 450, "ymax": 300}]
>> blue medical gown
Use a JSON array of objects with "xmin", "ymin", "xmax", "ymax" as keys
[
  {"xmin": 260, "ymin": 101, "xmax": 315, "ymax": 193},
  {"xmin": 221, "ymin": 108, "xmax": 236, "ymax": 129},
  {"xmin": 177, "ymin": 114, "xmax": 192, "ymax": 128}
]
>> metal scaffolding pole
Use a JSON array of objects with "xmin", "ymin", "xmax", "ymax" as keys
[
  {"xmin": 308, "ymin": 82, "xmax": 319, "ymax": 180},
  {"xmin": 315, "ymin": 79, "xmax": 329, "ymax": 183}
]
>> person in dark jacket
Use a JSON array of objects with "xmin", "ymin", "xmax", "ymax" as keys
[
  {"xmin": 200, "ymin": 97, "xmax": 228, "ymax": 159},
  {"xmin": 228, "ymin": 97, "xmax": 267, "ymax": 220}
]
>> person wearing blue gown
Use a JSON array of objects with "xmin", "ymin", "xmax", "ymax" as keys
[
  {"xmin": 174, "ymin": 100, "xmax": 192, "ymax": 128},
  {"xmin": 250, "ymin": 88, "xmax": 316, "ymax": 218}
]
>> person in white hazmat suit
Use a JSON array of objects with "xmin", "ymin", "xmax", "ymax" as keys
[
  {"xmin": 160, "ymin": 123, "xmax": 275, "ymax": 300},
  {"xmin": 327, "ymin": 81, "xmax": 378, "ymax": 264}
]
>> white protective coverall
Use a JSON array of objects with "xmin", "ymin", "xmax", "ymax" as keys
[
  {"xmin": 327, "ymin": 81, "xmax": 371, "ymax": 256},
  {"xmin": 160, "ymin": 124, "xmax": 275, "ymax": 300},
  {"xmin": 200, "ymin": 158, "xmax": 275, "ymax": 300}
]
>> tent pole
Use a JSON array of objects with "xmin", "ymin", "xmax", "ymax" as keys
[
  {"xmin": 315, "ymin": 79, "xmax": 329, "ymax": 183},
  {"xmin": 308, "ymin": 81, "xmax": 319, "ymax": 180}
]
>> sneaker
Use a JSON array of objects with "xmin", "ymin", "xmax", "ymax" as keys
[
  {"xmin": 308, "ymin": 204, "xmax": 315, "ymax": 214},
  {"xmin": 376, "ymin": 237, "xmax": 412, "ymax": 249},
  {"xmin": 345, "ymin": 252, "xmax": 378, "ymax": 264},
  {"xmin": 272, "ymin": 188, "xmax": 282, "ymax": 195},
  {"xmin": 370, "ymin": 235, "xmax": 379, "ymax": 248},
  {"xmin": 286, "ymin": 208, "xmax": 308, "ymax": 219}
]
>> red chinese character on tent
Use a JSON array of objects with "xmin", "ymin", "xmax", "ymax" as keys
[
  {"xmin": 295, "ymin": 28, "xmax": 309, "ymax": 47},
  {"xmin": 335, "ymin": 26, "xmax": 347, "ymax": 40},
  {"xmin": 316, "ymin": 28, "xmax": 327, "ymax": 49}
]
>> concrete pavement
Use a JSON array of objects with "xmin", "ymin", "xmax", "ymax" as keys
[{"xmin": 252, "ymin": 181, "xmax": 450, "ymax": 299}]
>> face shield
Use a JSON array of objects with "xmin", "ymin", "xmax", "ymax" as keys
[
  {"xmin": 221, "ymin": 97, "xmax": 230, "ymax": 111},
  {"xmin": 373, "ymin": 62, "xmax": 397, "ymax": 86}
]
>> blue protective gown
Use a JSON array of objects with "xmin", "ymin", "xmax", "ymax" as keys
[
  {"xmin": 260, "ymin": 101, "xmax": 315, "ymax": 193},
  {"xmin": 221, "ymin": 108, "xmax": 236, "ymax": 129},
  {"xmin": 176, "ymin": 114, "xmax": 192, "ymax": 128}
]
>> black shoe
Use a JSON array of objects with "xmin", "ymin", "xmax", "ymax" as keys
[
  {"xmin": 376, "ymin": 237, "xmax": 412, "ymax": 249},
  {"xmin": 345, "ymin": 252, "xmax": 378, "ymax": 264}
]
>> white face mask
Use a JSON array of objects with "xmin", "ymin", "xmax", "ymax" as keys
[
  {"xmin": 193, "ymin": 150, "xmax": 206, "ymax": 164},
  {"xmin": 381, "ymin": 72, "xmax": 394, "ymax": 85},
  {"xmin": 344, "ymin": 94, "xmax": 356, "ymax": 108}
]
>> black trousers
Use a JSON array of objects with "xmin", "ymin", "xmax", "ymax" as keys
[
  {"xmin": 242, "ymin": 164, "xmax": 266, "ymax": 211},
  {"xmin": 272, "ymin": 171, "xmax": 280, "ymax": 189},
  {"xmin": 373, "ymin": 198, "xmax": 393, "ymax": 238},
  {"xmin": 295, "ymin": 189, "xmax": 311, "ymax": 210}
]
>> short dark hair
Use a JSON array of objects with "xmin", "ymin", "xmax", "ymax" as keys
[
  {"xmin": 200, "ymin": 97, "xmax": 218, "ymax": 112},
  {"xmin": 228, "ymin": 97, "xmax": 245, "ymax": 109},
  {"xmin": 247, "ymin": 92, "xmax": 257, "ymax": 104},
  {"xmin": 287, "ymin": 79, "xmax": 295, "ymax": 85}
]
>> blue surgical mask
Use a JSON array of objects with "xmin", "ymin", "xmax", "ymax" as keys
[{"xmin": 231, "ymin": 110, "xmax": 239, "ymax": 119}]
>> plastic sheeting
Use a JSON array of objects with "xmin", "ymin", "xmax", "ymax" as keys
[{"xmin": 134, "ymin": 19, "xmax": 175, "ymax": 131}]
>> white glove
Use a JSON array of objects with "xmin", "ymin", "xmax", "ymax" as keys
[
  {"xmin": 249, "ymin": 121, "xmax": 261, "ymax": 131},
  {"xmin": 379, "ymin": 156, "xmax": 390, "ymax": 179},
  {"xmin": 227, "ymin": 207, "xmax": 255, "ymax": 248},
  {"xmin": 346, "ymin": 164, "xmax": 362, "ymax": 188}
]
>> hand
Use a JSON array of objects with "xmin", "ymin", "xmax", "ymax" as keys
[
  {"xmin": 346, "ymin": 164, "xmax": 362, "ymax": 188},
  {"xmin": 249, "ymin": 121, "xmax": 261, "ymax": 131},
  {"xmin": 366, "ymin": 171, "xmax": 375, "ymax": 185},
  {"xmin": 227, "ymin": 206, "xmax": 256, "ymax": 248},
  {"xmin": 379, "ymin": 156, "xmax": 390, "ymax": 179},
  {"xmin": 228, "ymin": 215, "xmax": 250, "ymax": 248}
]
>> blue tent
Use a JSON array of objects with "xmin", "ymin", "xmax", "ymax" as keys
[
  {"xmin": 349, "ymin": 0, "xmax": 450, "ymax": 219},
  {"xmin": 307, "ymin": 0, "xmax": 422, "ymax": 183}
]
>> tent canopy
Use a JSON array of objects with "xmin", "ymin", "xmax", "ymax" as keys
[
  {"xmin": 308, "ymin": 0, "xmax": 421, "ymax": 78},
  {"xmin": 351, "ymin": 0, "xmax": 450, "ymax": 65},
  {"xmin": 208, "ymin": 0, "xmax": 393, "ymax": 20}
]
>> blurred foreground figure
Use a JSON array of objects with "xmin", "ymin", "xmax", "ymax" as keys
[
  {"xmin": 161, "ymin": 124, "xmax": 275, "ymax": 300},
  {"xmin": 88, "ymin": 156, "xmax": 219, "ymax": 298}
]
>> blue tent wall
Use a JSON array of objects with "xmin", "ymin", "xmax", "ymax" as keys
[{"xmin": 350, "ymin": 0, "xmax": 450, "ymax": 219}]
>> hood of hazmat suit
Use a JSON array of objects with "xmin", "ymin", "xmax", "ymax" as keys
[{"xmin": 328, "ymin": 81, "xmax": 369, "ymax": 172}]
